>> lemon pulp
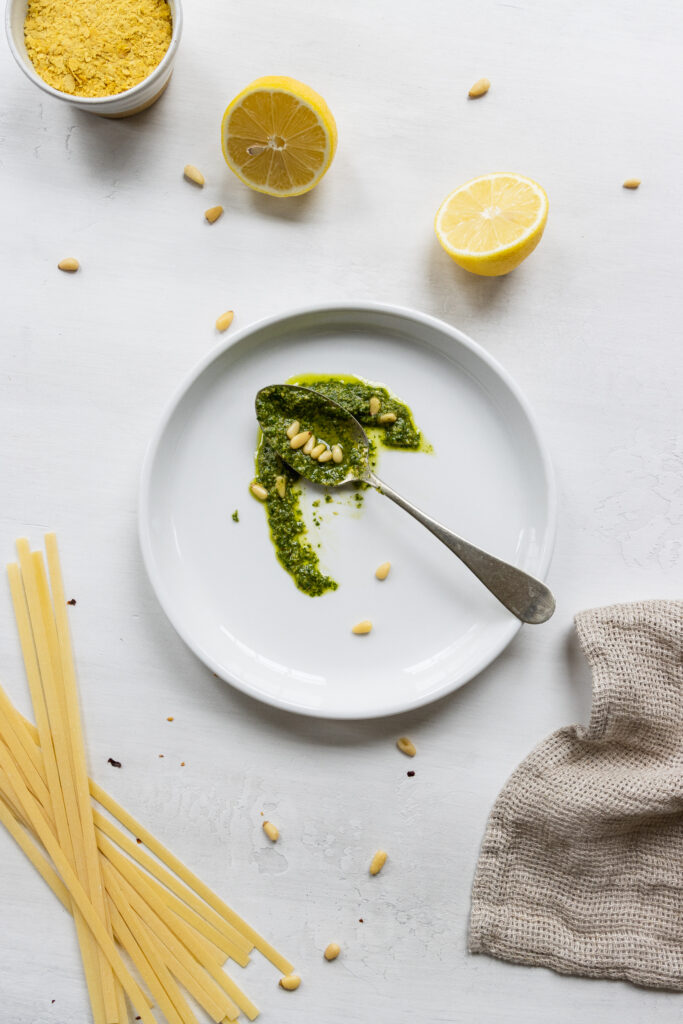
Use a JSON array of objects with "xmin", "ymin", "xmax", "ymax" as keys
[
  {"xmin": 221, "ymin": 76, "xmax": 337, "ymax": 197},
  {"xmin": 435, "ymin": 173, "xmax": 549, "ymax": 276}
]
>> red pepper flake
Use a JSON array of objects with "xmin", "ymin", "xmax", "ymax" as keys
[
  {"xmin": 358, "ymin": 918, "xmax": 364, "ymax": 923},
  {"xmin": 136, "ymin": 838, "xmax": 142, "ymax": 844},
  {"xmin": 67, "ymin": 598, "xmax": 76, "ymax": 605},
  {"xmin": 180, "ymin": 761, "xmax": 186, "ymax": 766},
  {"xmin": 158, "ymin": 754, "xmax": 164, "ymax": 758},
  {"xmin": 407, "ymin": 770, "xmax": 415, "ymax": 777},
  {"xmin": 166, "ymin": 716, "xmax": 174, "ymax": 721},
  {"xmin": 107, "ymin": 758, "xmax": 122, "ymax": 768}
]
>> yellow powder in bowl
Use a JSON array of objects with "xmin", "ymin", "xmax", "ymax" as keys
[{"xmin": 24, "ymin": 0, "xmax": 172, "ymax": 98}]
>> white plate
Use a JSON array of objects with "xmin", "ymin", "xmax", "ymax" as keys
[{"xmin": 139, "ymin": 304, "xmax": 556, "ymax": 719}]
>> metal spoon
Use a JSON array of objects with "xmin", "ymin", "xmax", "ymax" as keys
[{"xmin": 255, "ymin": 385, "xmax": 555, "ymax": 624}]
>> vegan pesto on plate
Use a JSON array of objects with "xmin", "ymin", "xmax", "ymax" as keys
[{"xmin": 250, "ymin": 374, "xmax": 427, "ymax": 597}]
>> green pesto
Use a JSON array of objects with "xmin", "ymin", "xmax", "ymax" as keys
[
  {"xmin": 255, "ymin": 384, "xmax": 368, "ymax": 486},
  {"xmin": 254, "ymin": 375, "xmax": 424, "ymax": 597},
  {"xmin": 231, "ymin": 509, "xmax": 239, "ymax": 522},
  {"xmin": 255, "ymin": 437, "xmax": 337, "ymax": 597},
  {"xmin": 291, "ymin": 373, "xmax": 424, "ymax": 451}
]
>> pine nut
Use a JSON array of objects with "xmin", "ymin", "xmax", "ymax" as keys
[
  {"xmin": 310, "ymin": 443, "xmax": 326, "ymax": 459},
  {"xmin": 275, "ymin": 476, "xmax": 286, "ymax": 498},
  {"xmin": 396, "ymin": 736, "xmax": 416, "ymax": 757},
  {"xmin": 369, "ymin": 396, "xmax": 381, "ymax": 415},
  {"xmin": 623, "ymin": 178, "xmax": 641, "ymax": 189},
  {"xmin": 303, "ymin": 435, "xmax": 316, "ymax": 455},
  {"xmin": 57, "ymin": 257, "xmax": 79, "ymax": 272},
  {"xmin": 317, "ymin": 449, "xmax": 333, "ymax": 463},
  {"xmin": 468, "ymin": 77, "xmax": 490, "ymax": 98},
  {"xmin": 250, "ymin": 482, "xmax": 268, "ymax": 501},
  {"xmin": 378, "ymin": 412, "xmax": 397, "ymax": 424},
  {"xmin": 352, "ymin": 620, "xmax": 372, "ymax": 635},
  {"xmin": 331, "ymin": 445, "xmax": 343, "ymax": 463},
  {"xmin": 369, "ymin": 850, "xmax": 387, "ymax": 875},
  {"xmin": 324, "ymin": 942, "xmax": 341, "ymax": 961},
  {"xmin": 375, "ymin": 561, "xmax": 391, "ymax": 580},
  {"xmin": 215, "ymin": 310, "xmax": 234, "ymax": 332},
  {"xmin": 263, "ymin": 820, "xmax": 279, "ymax": 841},
  {"xmin": 290, "ymin": 431, "xmax": 312, "ymax": 449},
  {"xmin": 279, "ymin": 974, "xmax": 301, "ymax": 991},
  {"xmin": 184, "ymin": 164, "xmax": 205, "ymax": 186},
  {"xmin": 286, "ymin": 421, "xmax": 300, "ymax": 439},
  {"xmin": 205, "ymin": 205, "xmax": 224, "ymax": 223}
]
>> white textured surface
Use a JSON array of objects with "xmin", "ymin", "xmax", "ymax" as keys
[{"xmin": 0, "ymin": 0, "xmax": 682, "ymax": 1021}]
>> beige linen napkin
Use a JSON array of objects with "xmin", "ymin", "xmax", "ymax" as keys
[{"xmin": 469, "ymin": 600, "xmax": 683, "ymax": 990}]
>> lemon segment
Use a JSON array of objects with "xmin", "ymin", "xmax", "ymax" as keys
[
  {"xmin": 435, "ymin": 173, "xmax": 549, "ymax": 276},
  {"xmin": 221, "ymin": 76, "xmax": 337, "ymax": 197}
]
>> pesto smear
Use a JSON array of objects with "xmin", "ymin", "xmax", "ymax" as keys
[{"xmin": 252, "ymin": 375, "xmax": 425, "ymax": 597}]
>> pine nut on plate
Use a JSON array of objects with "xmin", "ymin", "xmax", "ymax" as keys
[
  {"xmin": 215, "ymin": 310, "xmax": 234, "ymax": 332},
  {"xmin": 468, "ymin": 77, "xmax": 490, "ymax": 98},
  {"xmin": 184, "ymin": 164, "xmax": 205, "ymax": 186},
  {"xmin": 352, "ymin": 620, "xmax": 372, "ymax": 635},
  {"xmin": 250, "ymin": 482, "xmax": 268, "ymax": 501},
  {"xmin": 396, "ymin": 736, "xmax": 416, "ymax": 757},
  {"xmin": 57, "ymin": 257, "xmax": 79, "ymax": 272},
  {"xmin": 324, "ymin": 942, "xmax": 341, "ymax": 961},
  {"xmin": 263, "ymin": 820, "xmax": 279, "ymax": 841},
  {"xmin": 370, "ymin": 849, "xmax": 387, "ymax": 875},
  {"xmin": 375, "ymin": 561, "xmax": 391, "ymax": 580},
  {"xmin": 290, "ymin": 430, "xmax": 312, "ymax": 449},
  {"xmin": 286, "ymin": 421, "xmax": 300, "ymax": 439},
  {"xmin": 279, "ymin": 974, "xmax": 301, "ymax": 991},
  {"xmin": 205, "ymin": 205, "xmax": 223, "ymax": 223}
]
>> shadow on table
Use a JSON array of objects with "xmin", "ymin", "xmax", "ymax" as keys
[
  {"xmin": 245, "ymin": 185, "xmax": 327, "ymax": 224},
  {"xmin": 563, "ymin": 623, "xmax": 594, "ymax": 721},
  {"xmin": 196, "ymin": 628, "xmax": 528, "ymax": 750},
  {"xmin": 61, "ymin": 99, "xmax": 174, "ymax": 180},
  {"xmin": 424, "ymin": 240, "xmax": 517, "ymax": 323}
]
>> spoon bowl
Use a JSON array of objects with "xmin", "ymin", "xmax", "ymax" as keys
[{"xmin": 255, "ymin": 384, "xmax": 371, "ymax": 486}]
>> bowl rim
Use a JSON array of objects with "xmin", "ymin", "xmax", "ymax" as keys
[{"xmin": 5, "ymin": 0, "xmax": 183, "ymax": 108}]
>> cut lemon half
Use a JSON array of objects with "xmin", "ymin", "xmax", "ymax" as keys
[
  {"xmin": 221, "ymin": 76, "xmax": 337, "ymax": 197},
  {"xmin": 435, "ymin": 173, "xmax": 548, "ymax": 276}
]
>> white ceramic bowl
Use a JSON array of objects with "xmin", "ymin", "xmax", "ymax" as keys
[
  {"xmin": 5, "ymin": 0, "xmax": 182, "ymax": 117},
  {"xmin": 139, "ymin": 302, "xmax": 557, "ymax": 719}
]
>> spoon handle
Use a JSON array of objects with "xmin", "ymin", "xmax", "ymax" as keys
[{"xmin": 366, "ymin": 471, "xmax": 555, "ymax": 624}]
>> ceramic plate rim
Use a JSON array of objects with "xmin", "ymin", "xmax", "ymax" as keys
[{"xmin": 139, "ymin": 302, "xmax": 557, "ymax": 719}]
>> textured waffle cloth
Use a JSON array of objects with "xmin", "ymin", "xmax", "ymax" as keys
[{"xmin": 469, "ymin": 600, "xmax": 683, "ymax": 990}]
